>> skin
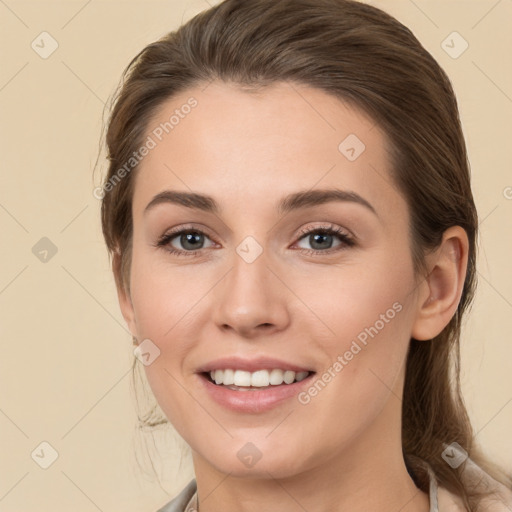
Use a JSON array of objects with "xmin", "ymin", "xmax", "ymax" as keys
[{"xmin": 116, "ymin": 81, "xmax": 468, "ymax": 512}]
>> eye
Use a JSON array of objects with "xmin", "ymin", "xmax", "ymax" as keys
[
  {"xmin": 154, "ymin": 223, "xmax": 355, "ymax": 257},
  {"xmin": 155, "ymin": 227, "xmax": 216, "ymax": 256},
  {"xmin": 294, "ymin": 224, "xmax": 355, "ymax": 254}
]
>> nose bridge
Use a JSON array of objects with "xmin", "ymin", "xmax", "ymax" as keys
[{"xmin": 212, "ymin": 242, "xmax": 289, "ymax": 336}]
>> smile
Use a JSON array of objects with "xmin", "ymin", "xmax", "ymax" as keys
[{"xmin": 198, "ymin": 369, "xmax": 316, "ymax": 413}]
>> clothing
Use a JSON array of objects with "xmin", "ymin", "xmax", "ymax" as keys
[{"xmin": 156, "ymin": 457, "xmax": 512, "ymax": 512}]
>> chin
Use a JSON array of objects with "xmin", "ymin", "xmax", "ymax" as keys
[{"xmin": 196, "ymin": 440, "xmax": 313, "ymax": 479}]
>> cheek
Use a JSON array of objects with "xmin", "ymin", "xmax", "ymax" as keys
[
  {"xmin": 291, "ymin": 301, "xmax": 413, "ymax": 464},
  {"xmin": 294, "ymin": 245, "xmax": 415, "ymax": 346},
  {"xmin": 128, "ymin": 253, "xmax": 204, "ymax": 438},
  {"xmin": 129, "ymin": 242, "xmax": 207, "ymax": 339},
  {"xmin": 294, "ymin": 247, "xmax": 416, "ymax": 405},
  {"xmin": 128, "ymin": 248, "xmax": 201, "ymax": 402}
]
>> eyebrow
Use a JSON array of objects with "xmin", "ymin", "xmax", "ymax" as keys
[{"xmin": 144, "ymin": 188, "xmax": 378, "ymax": 217}]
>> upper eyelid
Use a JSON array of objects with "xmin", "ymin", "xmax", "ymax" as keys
[
  {"xmin": 162, "ymin": 223, "xmax": 349, "ymax": 237},
  {"xmin": 161, "ymin": 223, "xmax": 217, "ymax": 239},
  {"xmin": 296, "ymin": 223, "xmax": 351, "ymax": 237}
]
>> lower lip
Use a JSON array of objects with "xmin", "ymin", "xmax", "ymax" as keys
[{"xmin": 198, "ymin": 373, "xmax": 315, "ymax": 413}]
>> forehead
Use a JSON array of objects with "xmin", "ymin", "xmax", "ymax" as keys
[{"xmin": 132, "ymin": 80, "xmax": 405, "ymax": 224}]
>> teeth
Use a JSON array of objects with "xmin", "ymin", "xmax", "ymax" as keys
[
  {"xmin": 222, "ymin": 368, "xmax": 234, "ymax": 385},
  {"xmin": 251, "ymin": 370, "xmax": 269, "ymax": 387},
  {"xmin": 234, "ymin": 370, "xmax": 252, "ymax": 387},
  {"xmin": 208, "ymin": 369, "xmax": 310, "ymax": 387},
  {"xmin": 269, "ymin": 368, "xmax": 285, "ymax": 385}
]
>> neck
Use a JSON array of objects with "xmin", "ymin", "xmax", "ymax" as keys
[{"xmin": 191, "ymin": 402, "xmax": 430, "ymax": 512}]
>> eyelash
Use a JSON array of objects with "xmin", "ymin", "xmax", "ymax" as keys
[{"xmin": 154, "ymin": 224, "xmax": 355, "ymax": 258}]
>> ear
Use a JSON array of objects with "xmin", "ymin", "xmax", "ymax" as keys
[
  {"xmin": 411, "ymin": 226, "xmax": 469, "ymax": 341},
  {"xmin": 112, "ymin": 251, "xmax": 138, "ymax": 338}
]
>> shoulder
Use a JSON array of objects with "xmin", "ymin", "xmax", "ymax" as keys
[
  {"xmin": 155, "ymin": 479, "xmax": 197, "ymax": 512},
  {"xmin": 437, "ymin": 459, "xmax": 512, "ymax": 512},
  {"xmin": 463, "ymin": 459, "xmax": 512, "ymax": 512},
  {"xmin": 438, "ymin": 482, "xmax": 512, "ymax": 512},
  {"xmin": 409, "ymin": 452, "xmax": 512, "ymax": 512}
]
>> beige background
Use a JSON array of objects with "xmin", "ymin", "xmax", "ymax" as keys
[{"xmin": 0, "ymin": 0, "xmax": 511, "ymax": 510}]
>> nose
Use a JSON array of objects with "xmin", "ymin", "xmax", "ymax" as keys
[{"xmin": 211, "ymin": 249, "xmax": 291, "ymax": 338}]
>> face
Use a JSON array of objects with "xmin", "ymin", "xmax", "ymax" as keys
[{"xmin": 120, "ymin": 81, "xmax": 426, "ymax": 479}]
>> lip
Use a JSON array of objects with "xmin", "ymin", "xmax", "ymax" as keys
[
  {"xmin": 197, "ymin": 371, "xmax": 315, "ymax": 413},
  {"xmin": 196, "ymin": 356, "xmax": 313, "ymax": 373}
]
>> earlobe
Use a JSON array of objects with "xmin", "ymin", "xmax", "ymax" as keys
[
  {"xmin": 411, "ymin": 226, "xmax": 469, "ymax": 341},
  {"xmin": 112, "ymin": 252, "xmax": 138, "ymax": 338}
]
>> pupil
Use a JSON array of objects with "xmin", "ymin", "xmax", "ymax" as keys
[
  {"xmin": 182, "ymin": 232, "xmax": 203, "ymax": 250},
  {"xmin": 311, "ymin": 233, "xmax": 332, "ymax": 250}
]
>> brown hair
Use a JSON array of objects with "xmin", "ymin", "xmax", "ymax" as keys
[{"xmin": 99, "ymin": 0, "xmax": 511, "ymax": 508}]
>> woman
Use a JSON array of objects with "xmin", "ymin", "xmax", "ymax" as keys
[{"xmin": 98, "ymin": 0, "xmax": 512, "ymax": 510}]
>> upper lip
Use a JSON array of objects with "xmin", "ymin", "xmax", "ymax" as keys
[{"xmin": 196, "ymin": 356, "xmax": 314, "ymax": 374}]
